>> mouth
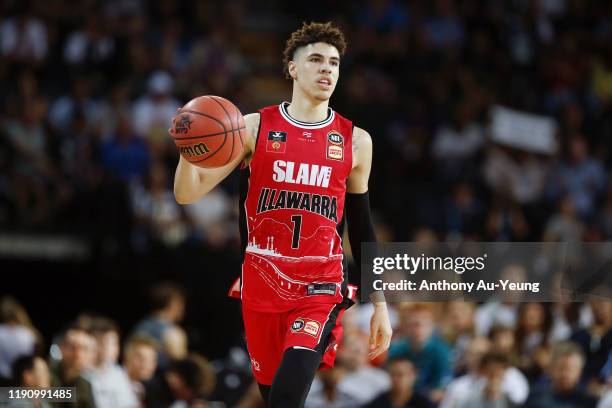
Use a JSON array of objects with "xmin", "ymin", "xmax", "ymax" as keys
[{"xmin": 317, "ymin": 78, "xmax": 332, "ymax": 89}]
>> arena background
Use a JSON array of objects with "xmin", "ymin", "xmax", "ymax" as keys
[{"xmin": 1, "ymin": 0, "xmax": 612, "ymax": 407}]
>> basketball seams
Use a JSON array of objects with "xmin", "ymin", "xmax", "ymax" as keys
[
  {"xmin": 179, "ymin": 109, "xmax": 227, "ymax": 133},
  {"xmin": 228, "ymin": 114, "xmax": 235, "ymax": 164},
  {"xmin": 209, "ymin": 96, "xmax": 237, "ymax": 165},
  {"xmin": 172, "ymin": 127, "xmax": 245, "ymax": 141}
]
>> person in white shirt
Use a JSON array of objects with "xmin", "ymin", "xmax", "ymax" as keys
[
  {"xmin": 0, "ymin": 297, "xmax": 38, "ymax": 380},
  {"xmin": 123, "ymin": 335, "xmax": 158, "ymax": 402},
  {"xmin": 439, "ymin": 337, "xmax": 529, "ymax": 408},
  {"xmin": 305, "ymin": 330, "xmax": 390, "ymax": 407},
  {"xmin": 83, "ymin": 317, "xmax": 138, "ymax": 408}
]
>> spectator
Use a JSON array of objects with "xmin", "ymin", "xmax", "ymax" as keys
[
  {"xmin": 50, "ymin": 324, "xmax": 96, "ymax": 407},
  {"xmin": 365, "ymin": 357, "xmax": 433, "ymax": 408},
  {"xmin": 440, "ymin": 337, "xmax": 529, "ymax": 408},
  {"xmin": 184, "ymin": 186, "xmax": 235, "ymax": 248},
  {"xmin": 123, "ymin": 335, "xmax": 158, "ymax": 403},
  {"xmin": 456, "ymin": 352, "xmax": 515, "ymax": 408},
  {"xmin": 306, "ymin": 331, "xmax": 390, "ymax": 407},
  {"xmin": 488, "ymin": 326, "xmax": 520, "ymax": 367},
  {"xmin": 444, "ymin": 183, "xmax": 484, "ymax": 238},
  {"xmin": 131, "ymin": 161, "xmax": 190, "ymax": 248},
  {"xmin": 483, "ymin": 193, "xmax": 531, "ymax": 241},
  {"xmin": 132, "ymin": 71, "xmax": 180, "ymax": 147},
  {"xmin": 304, "ymin": 365, "xmax": 356, "ymax": 408},
  {"xmin": 48, "ymin": 78, "xmax": 99, "ymax": 136},
  {"xmin": 543, "ymin": 195, "xmax": 585, "ymax": 242},
  {"xmin": 388, "ymin": 303, "xmax": 451, "ymax": 401},
  {"xmin": 82, "ymin": 317, "xmax": 138, "ymax": 408},
  {"xmin": 145, "ymin": 353, "xmax": 216, "ymax": 408},
  {"xmin": 133, "ymin": 282, "xmax": 188, "ymax": 368},
  {"xmin": 570, "ymin": 298, "xmax": 612, "ymax": 387},
  {"xmin": 63, "ymin": 16, "xmax": 116, "ymax": 69},
  {"xmin": 11, "ymin": 355, "xmax": 50, "ymax": 387},
  {"xmin": 100, "ymin": 113, "xmax": 150, "ymax": 183},
  {"xmin": 474, "ymin": 264, "xmax": 527, "ymax": 335},
  {"xmin": 0, "ymin": 3, "xmax": 48, "ymax": 64},
  {"xmin": 525, "ymin": 342, "xmax": 598, "ymax": 408},
  {"xmin": 432, "ymin": 101, "xmax": 485, "ymax": 182},
  {"xmin": 8, "ymin": 355, "xmax": 51, "ymax": 408},
  {"xmin": 421, "ymin": 0, "xmax": 465, "ymax": 50},
  {"xmin": 0, "ymin": 297, "xmax": 40, "ymax": 380},
  {"xmin": 483, "ymin": 147, "xmax": 550, "ymax": 206},
  {"xmin": 515, "ymin": 303, "xmax": 553, "ymax": 377},
  {"xmin": 547, "ymin": 135, "xmax": 606, "ymax": 220},
  {"xmin": 440, "ymin": 301, "xmax": 476, "ymax": 374}
]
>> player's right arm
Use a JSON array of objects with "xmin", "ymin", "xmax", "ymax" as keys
[{"xmin": 173, "ymin": 112, "xmax": 260, "ymax": 204}]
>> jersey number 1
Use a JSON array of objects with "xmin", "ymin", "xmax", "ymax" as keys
[{"xmin": 291, "ymin": 215, "xmax": 302, "ymax": 249}]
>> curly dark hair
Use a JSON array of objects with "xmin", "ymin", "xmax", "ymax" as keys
[{"xmin": 282, "ymin": 21, "xmax": 347, "ymax": 79}]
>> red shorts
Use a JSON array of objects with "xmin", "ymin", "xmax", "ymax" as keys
[{"xmin": 241, "ymin": 298, "xmax": 351, "ymax": 385}]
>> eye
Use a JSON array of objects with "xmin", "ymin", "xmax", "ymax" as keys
[
  {"xmin": 331, "ymin": 60, "xmax": 339, "ymax": 67},
  {"xmin": 310, "ymin": 57, "xmax": 321, "ymax": 62}
]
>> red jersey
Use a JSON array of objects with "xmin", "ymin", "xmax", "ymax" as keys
[{"xmin": 238, "ymin": 102, "xmax": 353, "ymax": 312}]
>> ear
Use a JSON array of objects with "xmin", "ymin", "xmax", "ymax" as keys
[{"xmin": 288, "ymin": 61, "xmax": 297, "ymax": 81}]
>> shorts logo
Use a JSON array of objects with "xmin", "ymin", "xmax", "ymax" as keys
[
  {"xmin": 267, "ymin": 131, "xmax": 287, "ymax": 153},
  {"xmin": 291, "ymin": 317, "xmax": 321, "ymax": 337},
  {"xmin": 326, "ymin": 131, "xmax": 344, "ymax": 161},
  {"xmin": 250, "ymin": 357, "xmax": 261, "ymax": 371}
]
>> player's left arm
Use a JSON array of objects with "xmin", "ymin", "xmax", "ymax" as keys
[{"xmin": 346, "ymin": 126, "xmax": 392, "ymax": 359}]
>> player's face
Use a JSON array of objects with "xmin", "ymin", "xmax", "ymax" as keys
[{"xmin": 289, "ymin": 42, "xmax": 340, "ymax": 102}]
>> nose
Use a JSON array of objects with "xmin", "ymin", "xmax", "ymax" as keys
[{"xmin": 320, "ymin": 62, "xmax": 332, "ymax": 74}]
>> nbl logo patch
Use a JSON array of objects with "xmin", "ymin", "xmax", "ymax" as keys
[
  {"xmin": 326, "ymin": 131, "xmax": 344, "ymax": 161},
  {"xmin": 290, "ymin": 317, "xmax": 321, "ymax": 337},
  {"xmin": 291, "ymin": 319, "xmax": 305, "ymax": 332},
  {"xmin": 266, "ymin": 131, "xmax": 287, "ymax": 153}
]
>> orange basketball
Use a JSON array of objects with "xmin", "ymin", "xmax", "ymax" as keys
[{"xmin": 170, "ymin": 95, "xmax": 246, "ymax": 168}]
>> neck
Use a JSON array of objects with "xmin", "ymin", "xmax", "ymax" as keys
[
  {"xmin": 391, "ymin": 388, "xmax": 413, "ymax": 405},
  {"xmin": 288, "ymin": 86, "xmax": 329, "ymax": 123}
]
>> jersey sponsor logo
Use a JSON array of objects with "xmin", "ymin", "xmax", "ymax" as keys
[
  {"xmin": 266, "ymin": 131, "xmax": 287, "ymax": 153},
  {"xmin": 304, "ymin": 320, "xmax": 321, "ymax": 336},
  {"xmin": 272, "ymin": 160, "xmax": 332, "ymax": 188},
  {"xmin": 327, "ymin": 131, "xmax": 344, "ymax": 161},
  {"xmin": 291, "ymin": 317, "xmax": 321, "ymax": 337},
  {"xmin": 256, "ymin": 188, "xmax": 338, "ymax": 222}
]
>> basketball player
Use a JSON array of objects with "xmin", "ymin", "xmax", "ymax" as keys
[{"xmin": 173, "ymin": 22, "xmax": 392, "ymax": 407}]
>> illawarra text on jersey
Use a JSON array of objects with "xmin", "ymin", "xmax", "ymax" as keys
[{"xmin": 256, "ymin": 188, "xmax": 338, "ymax": 222}]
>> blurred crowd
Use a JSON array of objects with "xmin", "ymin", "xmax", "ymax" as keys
[
  {"xmin": 2, "ymin": 289, "xmax": 612, "ymax": 407},
  {"xmin": 2, "ymin": 0, "xmax": 612, "ymax": 407},
  {"xmin": 2, "ymin": 0, "xmax": 612, "ymax": 243}
]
